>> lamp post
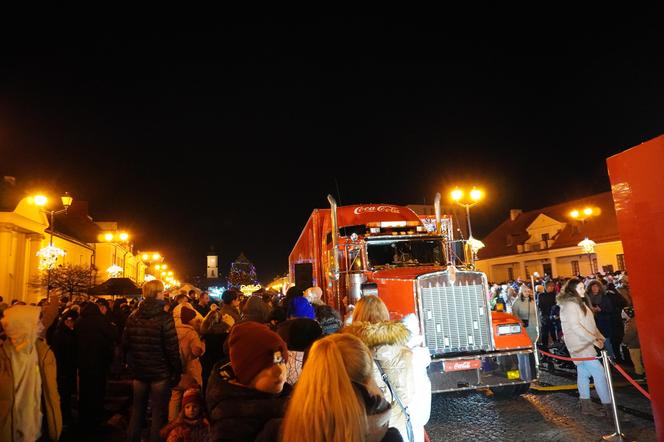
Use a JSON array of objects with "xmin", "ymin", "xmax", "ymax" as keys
[
  {"xmin": 450, "ymin": 187, "xmax": 485, "ymax": 266},
  {"xmin": 101, "ymin": 231, "xmax": 130, "ymax": 278},
  {"xmin": 578, "ymin": 237, "xmax": 597, "ymax": 276},
  {"xmin": 34, "ymin": 193, "xmax": 74, "ymax": 295},
  {"xmin": 569, "ymin": 206, "xmax": 598, "ymax": 276}
]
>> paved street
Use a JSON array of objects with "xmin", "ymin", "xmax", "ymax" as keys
[
  {"xmin": 426, "ymin": 368, "xmax": 656, "ymax": 441},
  {"xmin": 60, "ymin": 364, "xmax": 657, "ymax": 441}
]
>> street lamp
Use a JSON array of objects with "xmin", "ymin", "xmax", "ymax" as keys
[
  {"xmin": 34, "ymin": 192, "xmax": 74, "ymax": 294},
  {"xmin": 450, "ymin": 186, "xmax": 485, "ymax": 266},
  {"xmin": 578, "ymin": 237, "xmax": 597, "ymax": 275}
]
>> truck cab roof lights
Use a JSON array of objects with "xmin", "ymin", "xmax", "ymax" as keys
[{"xmin": 380, "ymin": 221, "xmax": 408, "ymax": 228}]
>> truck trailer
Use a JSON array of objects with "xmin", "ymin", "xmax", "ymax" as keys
[{"xmin": 288, "ymin": 195, "xmax": 537, "ymax": 396}]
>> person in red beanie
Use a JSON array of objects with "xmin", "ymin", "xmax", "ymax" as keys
[
  {"xmin": 205, "ymin": 321, "xmax": 292, "ymax": 441},
  {"xmin": 161, "ymin": 387, "xmax": 210, "ymax": 442}
]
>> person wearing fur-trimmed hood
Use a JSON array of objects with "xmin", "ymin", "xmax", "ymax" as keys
[{"xmin": 343, "ymin": 295, "xmax": 431, "ymax": 442}]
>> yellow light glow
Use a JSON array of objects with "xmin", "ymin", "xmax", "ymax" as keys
[
  {"xmin": 470, "ymin": 188, "xmax": 483, "ymax": 202},
  {"xmin": 34, "ymin": 195, "xmax": 48, "ymax": 206},
  {"xmin": 142, "ymin": 253, "xmax": 149, "ymax": 260},
  {"xmin": 119, "ymin": 232, "xmax": 129, "ymax": 241},
  {"xmin": 450, "ymin": 188, "xmax": 463, "ymax": 201},
  {"xmin": 153, "ymin": 253, "xmax": 161, "ymax": 261},
  {"xmin": 570, "ymin": 210, "xmax": 579, "ymax": 219},
  {"xmin": 155, "ymin": 264, "xmax": 161, "ymax": 270},
  {"xmin": 161, "ymin": 271, "xmax": 167, "ymax": 276},
  {"xmin": 104, "ymin": 233, "xmax": 114, "ymax": 241},
  {"xmin": 161, "ymin": 264, "xmax": 167, "ymax": 269},
  {"xmin": 167, "ymin": 271, "xmax": 173, "ymax": 276},
  {"xmin": 61, "ymin": 193, "xmax": 73, "ymax": 208},
  {"xmin": 583, "ymin": 207, "xmax": 593, "ymax": 216}
]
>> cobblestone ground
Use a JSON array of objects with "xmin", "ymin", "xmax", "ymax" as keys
[{"xmin": 425, "ymin": 369, "xmax": 657, "ymax": 441}]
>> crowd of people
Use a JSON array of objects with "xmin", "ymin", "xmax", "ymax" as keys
[
  {"xmin": 488, "ymin": 270, "xmax": 644, "ymax": 417},
  {"xmin": 0, "ymin": 281, "xmax": 431, "ymax": 441}
]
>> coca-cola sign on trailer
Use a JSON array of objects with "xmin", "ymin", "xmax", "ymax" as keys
[
  {"xmin": 443, "ymin": 359, "xmax": 482, "ymax": 372},
  {"xmin": 353, "ymin": 205, "xmax": 401, "ymax": 215}
]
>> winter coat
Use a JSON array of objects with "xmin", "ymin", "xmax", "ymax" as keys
[
  {"xmin": 343, "ymin": 320, "xmax": 431, "ymax": 442},
  {"xmin": 52, "ymin": 320, "xmax": 77, "ymax": 387},
  {"xmin": 206, "ymin": 362, "xmax": 292, "ymax": 441},
  {"xmin": 123, "ymin": 297, "xmax": 183, "ymax": 381},
  {"xmin": 75, "ymin": 302, "xmax": 117, "ymax": 371},
  {"xmin": 160, "ymin": 416, "xmax": 210, "ymax": 442},
  {"xmin": 623, "ymin": 318, "xmax": 640, "ymax": 349},
  {"xmin": 176, "ymin": 323, "xmax": 206, "ymax": 387},
  {"xmin": 511, "ymin": 296, "xmax": 538, "ymax": 343},
  {"xmin": 220, "ymin": 304, "xmax": 241, "ymax": 324},
  {"xmin": 557, "ymin": 291, "xmax": 603, "ymax": 365},
  {"xmin": 538, "ymin": 291, "xmax": 557, "ymax": 319},
  {"xmin": 313, "ymin": 303, "xmax": 343, "ymax": 335},
  {"xmin": 0, "ymin": 337, "xmax": 62, "ymax": 441},
  {"xmin": 588, "ymin": 283, "xmax": 614, "ymax": 339}
]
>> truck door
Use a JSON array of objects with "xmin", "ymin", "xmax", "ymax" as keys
[{"xmin": 294, "ymin": 263, "xmax": 313, "ymax": 289}]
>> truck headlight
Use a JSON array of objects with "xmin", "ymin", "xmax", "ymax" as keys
[{"xmin": 497, "ymin": 324, "xmax": 522, "ymax": 335}]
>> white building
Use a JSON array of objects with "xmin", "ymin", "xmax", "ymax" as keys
[{"xmin": 475, "ymin": 192, "xmax": 624, "ymax": 282}]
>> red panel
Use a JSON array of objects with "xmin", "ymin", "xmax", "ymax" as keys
[
  {"xmin": 607, "ymin": 134, "xmax": 664, "ymax": 438},
  {"xmin": 444, "ymin": 359, "xmax": 482, "ymax": 372}
]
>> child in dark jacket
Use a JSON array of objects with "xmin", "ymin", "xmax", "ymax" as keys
[{"xmin": 161, "ymin": 387, "xmax": 210, "ymax": 442}]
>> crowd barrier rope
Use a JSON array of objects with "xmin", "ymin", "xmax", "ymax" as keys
[
  {"xmin": 537, "ymin": 348, "xmax": 598, "ymax": 362},
  {"xmin": 536, "ymin": 347, "xmax": 649, "ymax": 441}
]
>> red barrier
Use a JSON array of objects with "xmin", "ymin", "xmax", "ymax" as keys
[
  {"xmin": 612, "ymin": 362, "xmax": 651, "ymax": 401},
  {"xmin": 538, "ymin": 349, "xmax": 598, "ymax": 362}
]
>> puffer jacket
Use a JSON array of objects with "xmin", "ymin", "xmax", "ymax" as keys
[
  {"xmin": 344, "ymin": 320, "xmax": 431, "ymax": 442},
  {"xmin": 557, "ymin": 291, "xmax": 603, "ymax": 365},
  {"xmin": 123, "ymin": 297, "xmax": 182, "ymax": 381},
  {"xmin": 0, "ymin": 338, "xmax": 62, "ymax": 441},
  {"xmin": 206, "ymin": 362, "xmax": 292, "ymax": 441}
]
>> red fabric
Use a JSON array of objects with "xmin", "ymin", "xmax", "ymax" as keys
[{"xmin": 229, "ymin": 322, "xmax": 288, "ymax": 385}]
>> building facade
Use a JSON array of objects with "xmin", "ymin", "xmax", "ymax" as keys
[
  {"xmin": 475, "ymin": 192, "xmax": 625, "ymax": 282},
  {"xmin": 0, "ymin": 190, "xmax": 147, "ymax": 303}
]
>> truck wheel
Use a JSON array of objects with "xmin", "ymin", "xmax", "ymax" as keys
[{"xmin": 490, "ymin": 383, "xmax": 530, "ymax": 399}]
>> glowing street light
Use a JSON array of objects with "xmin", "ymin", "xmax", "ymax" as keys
[
  {"xmin": 33, "ymin": 192, "xmax": 74, "ymax": 294},
  {"xmin": 450, "ymin": 186, "xmax": 485, "ymax": 239},
  {"xmin": 578, "ymin": 237, "xmax": 597, "ymax": 275}
]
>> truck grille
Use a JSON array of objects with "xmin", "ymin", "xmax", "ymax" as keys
[{"xmin": 418, "ymin": 271, "xmax": 493, "ymax": 355}]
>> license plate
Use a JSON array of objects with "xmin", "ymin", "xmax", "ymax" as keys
[{"xmin": 443, "ymin": 359, "xmax": 482, "ymax": 372}]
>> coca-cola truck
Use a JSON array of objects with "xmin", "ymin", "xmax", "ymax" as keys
[{"xmin": 288, "ymin": 195, "xmax": 538, "ymax": 396}]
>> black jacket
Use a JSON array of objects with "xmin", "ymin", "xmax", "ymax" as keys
[
  {"xmin": 53, "ymin": 321, "xmax": 77, "ymax": 381},
  {"xmin": 538, "ymin": 291, "xmax": 557, "ymax": 319},
  {"xmin": 206, "ymin": 362, "xmax": 292, "ymax": 442},
  {"xmin": 123, "ymin": 297, "xmax": 182, "ymax": 381},
  {"xmin": 75, "ymin": 303, "xmax": 116, "ymax": 371}
]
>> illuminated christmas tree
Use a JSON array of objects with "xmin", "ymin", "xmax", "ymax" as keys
[{"xmin": 227, "ymin": 252, "xmax": 257, "ymax": 288}]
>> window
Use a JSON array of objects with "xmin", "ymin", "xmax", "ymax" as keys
[
  {"xmin": 617, "ymin": 254, "xmax": 626, "ymax": 271},
  {"xmin": 507, "ymin": 267, "xmax": 514, "ymax": 281},
  {"xmin": 541, "ymin": 233, "xmax": 550, "ymax": 241},
  {"xmin": 592, "ymin": 258, "xmax": 598, "ymax": 274},
  {"xmin": 525, "ymin": 265, "xmax": 530, "ymax": 278},
  {"xmin": 543, "ymin": 263, "xmax": 552, "ymax": 277},
  {"xmin": 571, "ymin": 260, "xmax": 580, "ymax": 275},
  {"xmin": 602, "ymin": 265, "xmax": 614, "ymax": 274}
]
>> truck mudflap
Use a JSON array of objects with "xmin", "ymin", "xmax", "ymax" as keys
[{"xmin": 428, "ymin": 349, "xmax": 537, "ymax": 394}]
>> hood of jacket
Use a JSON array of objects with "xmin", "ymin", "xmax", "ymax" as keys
[
  {"xmin": 343, "ymin": 321, "xmax": 410, "ymax": 348},
  {"xmin": 556, "ymin": 290, "xmax": 589, "ymax": 310},
  {"xmin": 136, "ymin": 297, "xmax": 166, "ymax": 319}
]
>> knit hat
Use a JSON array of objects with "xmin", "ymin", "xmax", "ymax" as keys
[
  {"xmin": 229, "ymin": 322, "xmax": 288, "ymax": 385},
  {"xmin": 181, "ymin": 387, "xmax": 204, "ymax": 409},
  {"xmin": 288, "ymin": 296, "xmax": 315, "ymax": 319},
  {"xmin": 180, "ymin": 306, "xmax": 196, "ymax": 325}
]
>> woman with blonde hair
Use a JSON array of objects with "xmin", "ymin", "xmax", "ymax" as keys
[
  {"xmin": 280, "ymin": 333, "xmax": 400, "ymax": 442},
  {"xmin": 345, "ymin": 295, "xmax": 431, "ymax": 442}
]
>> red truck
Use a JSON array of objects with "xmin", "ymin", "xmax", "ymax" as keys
[{"xmin": 289, "ymin": 195, "xmax": 538, "ymax": 396}]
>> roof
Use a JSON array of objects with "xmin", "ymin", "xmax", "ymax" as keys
[
  {"xmin": 50, "ymin": 201, "xmax": 103, "ymax": 244},
  {"xmin": 477, "ymin": 191, "xmax": 620, "ymax": 260}
]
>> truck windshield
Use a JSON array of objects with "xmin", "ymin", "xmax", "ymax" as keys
[{"xmin": 367, "ymin": 239, "xmax": 443, "ymax": 269}]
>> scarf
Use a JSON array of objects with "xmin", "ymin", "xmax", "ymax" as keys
[{"xmin": 1, "ymin": 306, "xmax": 44, "ymax": 441}]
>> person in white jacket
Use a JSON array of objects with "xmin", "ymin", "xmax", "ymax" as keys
[
  {"xmin": 343, "ymin": 295, "xmax": 431, "ymax": 442},
  {"xmin": 557, "ymin": 277, "xmax": 611, "ymax": 417}
]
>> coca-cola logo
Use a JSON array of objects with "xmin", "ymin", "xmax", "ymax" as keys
[
  {"xmin": 451, "ymin": 361, "xmax": 472, "ymax": 369},
  {"xmin": 353, "ymin": 206, "xmax": 401, "ymax": 215}
]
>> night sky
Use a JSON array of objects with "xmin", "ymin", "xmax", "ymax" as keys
[{"xmin": 2, "ymin": 19, "xmax": 664, "ymax": 284}]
